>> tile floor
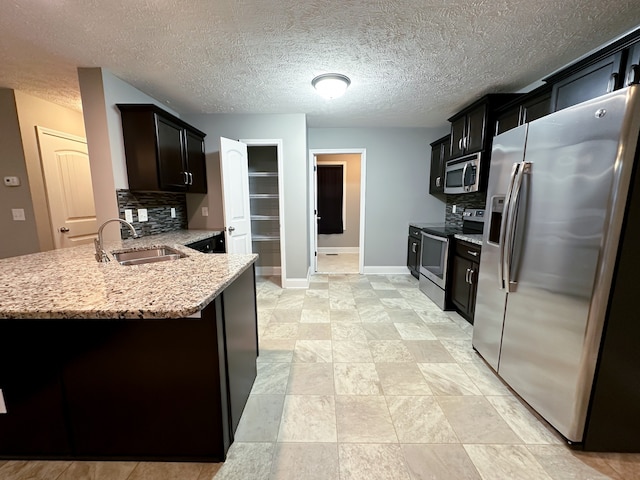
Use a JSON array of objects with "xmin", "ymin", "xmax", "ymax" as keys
[
  {"xmin": 2, "ymin": 273, "xmax": 640, "ymax": 480},
  {"xmin": 316, "ymin": 253, "xmax": 359, "ymax": 274}
]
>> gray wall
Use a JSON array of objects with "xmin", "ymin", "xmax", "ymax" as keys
[
  {"xmin": 181, "ymin": 113, "xmax": 309, "ymax": 282},
  {"xmin": 308, "ymin": 127, "xmax": 449, "ymax": 270}
]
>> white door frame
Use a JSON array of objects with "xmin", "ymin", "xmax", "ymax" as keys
[
  {"xmin": 308, "ymin": 148, "xmax": 366, "ymax": 274},
  {"xmin": 240, "ymin": 139, "xmax": 287, "ymax": 283}
]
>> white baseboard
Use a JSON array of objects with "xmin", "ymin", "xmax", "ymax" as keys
[
  {"xmin": 362, "ymin": 266, "xmax": 412, "ymax": 275},
  {"xmin": 282, "ymin": 277, "xmax": 310, "ymax": 289},
  {"xmin": 317, "ymin": 247, "xmax": 360, "ymax": 254}
]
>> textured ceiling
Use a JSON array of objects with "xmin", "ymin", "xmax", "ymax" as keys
[{"xmin": 1, "ymin": 0, "xmax": 639, "ymax": 127}]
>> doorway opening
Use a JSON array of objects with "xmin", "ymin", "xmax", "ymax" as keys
[{"xmin": 309, "ymin": 149, "xmax": 366, "ymax": 274}]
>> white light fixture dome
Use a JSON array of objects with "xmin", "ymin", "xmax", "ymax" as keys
[{"xmin": 312, "ymin": 73, "xmax": 351, "ymax": 99}]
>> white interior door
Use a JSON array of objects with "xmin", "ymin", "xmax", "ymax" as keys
[
  {"xmin": 220, "ymin": 137, "xmax": 252, "ymax": 253},
  {"xmin": 36, "ymin": 127, "xmax": 97, "ymax": 249},
  {"xmin": 313, "ymin": 155, "xmax": 318, "ymax": 272}
]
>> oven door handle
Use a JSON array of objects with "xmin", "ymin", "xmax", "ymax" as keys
[{"xmin": 422, "ymin": 232, "xmax": 448, "ymax": 243}]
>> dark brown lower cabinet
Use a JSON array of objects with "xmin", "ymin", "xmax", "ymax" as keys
[
  {"xmin": 0, "ymin": 266, "xmax": 257, "ymax": 462},
  {"xmin": 451, "ymin": 240, "xmax": 481, "ymax": 324}
]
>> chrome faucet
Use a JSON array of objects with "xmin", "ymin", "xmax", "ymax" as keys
[{"xmin": 94, "ymin": 218, "xmax": 139, "ymax": 262}]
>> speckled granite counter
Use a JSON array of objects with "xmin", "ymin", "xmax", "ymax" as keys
[
  {"xmin": 0, "ymin": 230, "xmax": 257, "ymax": 320},
  {"xmin": 454, "ymin": 233, "xmax": 483, "ymax": 246}
]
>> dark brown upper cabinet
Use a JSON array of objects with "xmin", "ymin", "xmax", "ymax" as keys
[
  {"xmin": 495, "ymin": 85, "xmax": 552, "ymax": 136},
  {"xmin": 429, "ymin": 134, "xmax": 450, "ymax": 195},
  {"xmin": 117, "ymin": 104, "xmax": 207, "ymax": 193},
  {"xmin": 625, "ymin": 41, "xmax": 640, "ymax": 86},
  {"xmin": 448, "ymin": 94, "xmax": 522, "ymax": 160}
]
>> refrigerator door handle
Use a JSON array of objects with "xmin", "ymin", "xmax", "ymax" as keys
[
  {"xmin": 504, "ymin": 161, "xmax": 531, "ymax": 292},
  {"xmin": 498, "ymin": 162, "xmax": 521, "ymax": 289}
]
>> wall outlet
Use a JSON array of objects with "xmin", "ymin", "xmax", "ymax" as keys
[
  {"xmin": 11, "ymin": 208, "xmax": 25, "ymax": 221},
  {"xmin": 201, "ymin": 207, "xmax": 209, "ymax": 217},
  {"xmin": 138, "ymin": 208, "xmax": 148, "ymax": 222},
  {"xmin": 124, "ymin": 209, "xmax": 133, "ymax": 223},
  {"xmin": 3, "ymin": 176, "xmax": 20, "ymax": 187},
  {"xmin": 452, "ymin": 204, "xmax": 457, "ymax": 214},
  {"xmin": 170, "ymin": 207, "xmax": 176, "ymax": 218}
]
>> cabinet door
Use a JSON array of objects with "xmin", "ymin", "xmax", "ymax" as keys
[
  {"xmin": 429, "ymin": 143, "xmax": 444, "ymax": 194},
  {"xmin": 156, "ymin": 116, "xmax": 188, "ymax": 191},
  {"xmin": 450, "ymin": 117, "xmax": 466, "ymax": 158},
  {"xmin": 451, "ymin": 254, "xmax": 473, "ymax": 315},
  {"xmin": 551, "ymin": 52, "xmax": 623, "ymax": 112},
  {"xmin": 625, "ymin": 42, "xmax": 640, "ymax": 86},
  {"xmin": 0, "ymin": 322, "xmax": 70, "ymax": 455},
  {"xmin": 495, "ymin": 107, "xmax": 521, "ymax": 136},
  {"xmin": 465, "ymin": 104, "xmax": 487, "ymax": 154},
  {"xmin": 467, "ymin": 261, "xmax": 479, "ymax": 323},
  {"xmin": 407, "ymin": 236, "xmax": 420, "ymax": 276},
  {"xmin": 185, "ymin": 130, "xmax": 207, "ymax": 193},
  {"xmin": 521, "ymin": 90, "xmax": 551, "ymax": 124}
]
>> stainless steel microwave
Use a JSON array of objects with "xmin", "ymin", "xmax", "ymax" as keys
[{"xmin": 444, "ymin": 152, "xmax": 481, "ymax": 194}]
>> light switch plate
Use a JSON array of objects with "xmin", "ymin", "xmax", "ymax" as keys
[
  {"xmin": 201, "ymin": 207, "xmax": 209, "ymax": 217},
  {"xmin": 12, "ymin": 208, "xmax": 25, "ymax": 221},
  {"xmin": 138, "ymin": 208, "xmax": 148, "ymax": 222},
  {"xmin": 124, "ymin": 209, "xmax": 133, "ymax": 223},
  {"xmin": 170, "ymin": 207, "xmax": 176, "ymax": 218}
]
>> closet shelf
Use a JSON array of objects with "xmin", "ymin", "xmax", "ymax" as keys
[
  {"xmin": 248, "ymin": 172, "xmax": 278, "ymax": 177},
  {"xmin": 251, "ymin": 215, "xmax": 279, "ymax": 221},
  {"xmin": 252, "ymin": 235, "xmax": 280, "ymax": 242},
  {"xmin": 249, "ymin": 194, "xmax": 279, "ymax": 199}
]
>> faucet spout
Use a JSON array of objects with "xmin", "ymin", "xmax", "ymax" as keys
[{"xmin": 95, "ymin": 218, "xmax": 139, "ymax": 262}]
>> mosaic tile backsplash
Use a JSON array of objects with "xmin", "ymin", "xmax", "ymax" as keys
[
  {"xmin": 445, "ymin": 192, "xmax": 487, "ymax": 228},
  {"xmin": 116, "ymin": 190, "xmax": 188, "ymax": 239}
]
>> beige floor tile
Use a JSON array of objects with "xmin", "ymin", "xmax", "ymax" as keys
[
  {"xmin": 302, "ymin": 296, "xmax": 330, "ymax": 309},
  {"xmin": 333, "ymin": 340, "xmax": 374, "ymax": 362},
  {"xmin": 369, "ymin": 340, "xmax": 415, "ymax": 362},
  {"xmin": 376, "ymin": 362, "xmax": 433, "ymax": 395},
  {"xmin": 300, "ymin": 308, "xmax": 330, "ymax": 323},
  {"xmin": 416, "ymin": 309, "xmax": 456, "ymax": 324},
  {"xmin": 459, "ymin": 360, "xmax": 512, "ymax": 395},
  {"xmin": 428, "ymin": 323, "xmax": 471, "ymax": 340},
  {"xmin": 440, "ymin": 339, "xmax": 483, "ymax": 363},
  {"xmin": 275, "ymin": 293, "xmax": 305, "ymax": 310},
  {"xmin": 386, "ymin": 310, "xmax": 422, "ymax": 322},
  {"xmin": 380, "ymin": 298, "xmax": 412, "ymax": 310},
  {"xmin": 261, "ymin": 322, "xmax": 299, "ymax": 340},
  {"xmin": 375, "ymin": 290, "xmax": 403, "ymax": 299},
  {"xmin": 362, "ymin": 323, "xmax": 402, "ymax": 340},
  {"xmin": 527, "ymin": 445, "xmax": 612, "ymax": 479},
  {"xmin": 270, "ymin": 309, "xmax": 301, "ymax": 323},
  {"xmin": 393, "ymin": 322, "xmax": 436, "ymax": 340},
  {"xmin": 334, "ymin": 362, "xmax": 382, "ymax": 395},
  {"xmin": 287, "ymin": 363, "xmax": 335, "ymax": 395},
  {"xmin": 437, "ymin": 396, "xmax": 521, "ymax": 444},
  {"xmin": 597, "ymin": 452, "xmax": 640, "ymax": 479},
  {"xmin": 370, "ymin": 281, "xmax": 397, "ymax": 290},
  {"xmin": 269, "ymin": 443, "xmax": 339, "ymax": 480},
  {"xmin": 388, "ymin": 395, "xmax": 458, "ymax": 443},
  {"xmin": 404, "ymin": 340, "xmax": 457, "ymax": 363},
  {"xmin": 402, "ymin": 444, "xmax": 482, "ymax": 480},
  {"xmin": 358, "ymin": 305, "xmax": 392, "ymax": 323},
  {"xmin": 464, "ymin": 444, "xmax": 553, "ymax": 480},
  {"xmin": 195, "ymin": 462, "xmax": 222, "ymax": 480},
  {"xmin": 0, "ymin": 461, "xmax": 72, "ymax": 480},
  {"xmin": 331, "ymin": 323, "xmax": 368, "ymax": 341},
  {"xmin": 214, "ymin": 442, "xmax": 274, "ymax": 480},
  {"xmin": 251, "ymin": 362, "xmax": 291, "ymax": 394},
  {"xmin": 330, "ymin": 297, "xmax": 358, "ymax": 310},
  {"xmin": 297, "ymin": 323, "xmax": 332, "ymax": 340},
  {"xmin": 418, "ymin": 363, "xmax": 482, "ymax": 395},
  {"xmin": 293, "ymin": 339, "xmax": 333, "ymax": 362},
  {"xmin": 234, "ymin": 394, "xmax": 284, "ymax": 442},
  {"xmin": 486, "ymin": 396, "xmax": 563, "ymax": 445},
  {"xmin": 336, "ymin": 396, "xmax": 397, "ymax": 443},
  {"xmin": 277, "ymin": 395, "xmax": 337, "ymax": 442},
  {"xmin": 339, "ymin": 444, "xmax": 411, "ymax": 480},
  {"xmin": 256, "ymin": 339, "xmax": 295, "ymax": 363},
  {"xmin": 569, "ymin": 451, "xmax": 632, "ymax": 479},
  {"xmin": 330, "ymin": 309, "xmax": 360, "ymax": 322}
]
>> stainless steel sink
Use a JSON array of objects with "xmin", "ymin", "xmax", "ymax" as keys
[{"xmin": 112, "ymin": 246, "xmax": 186, "ymax": 266}]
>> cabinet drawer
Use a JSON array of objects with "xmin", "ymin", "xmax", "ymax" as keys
[{"xmin": 455, "ymin": 240, "xmax": 481, "ymax": 262}]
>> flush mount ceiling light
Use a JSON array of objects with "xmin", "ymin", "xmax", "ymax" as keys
[{"xmin": 311, "ymin": 73, "xmax": 351, "ymax": 99}]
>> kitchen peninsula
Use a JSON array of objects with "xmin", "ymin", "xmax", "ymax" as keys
[{"xmin": 0, "ymin": 230, "xmax": 258, "ymax": 462}]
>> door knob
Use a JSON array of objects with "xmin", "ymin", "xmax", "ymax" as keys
[
  {"xmin": 228, "ymin": 226, "xmax": 235, "ymax": 233},
  {"xmin": 59, "ymin": 227, "xmax": 69, "ymax": 233}
]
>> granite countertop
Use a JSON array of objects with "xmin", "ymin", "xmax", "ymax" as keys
[
  {"xmin": 454, "ymin": 233, "xmax": 483, "ymax": 246},
  {"xmin": 0, "ymin": 230, "xmax": 257, "ymax": 320}
]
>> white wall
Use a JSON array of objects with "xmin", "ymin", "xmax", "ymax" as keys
[
  {"xmin": 78, "ymin": 67, "xmax": 180, "ymax": 241},
  {"xmin": 308, "ymin": 127, "xmax": 448, "ymax": 270},
  {"xmin": 181, "ymin": 113, "xmax": 309, "ymax": 281}
]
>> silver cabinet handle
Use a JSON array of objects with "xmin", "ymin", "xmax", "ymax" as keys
[
  {"xmin": 435, "ymin": 176, "xmax": 441, "ymax": 187},
  {"xmin": 627, "ymin": 65, "xmax": 640, "ymax": 86},
  {"xmin": 467, "ymin": 250, "xmax": 478, "ymax": 257},
  {"xmin": 228, "ymin": 226, "xmax": 235, "ymax": 233},
  {"xmin": 465, "ymin": 268, "xmax": 470, "ymax": 283},
  {"xmin": 607, "ymin": 72, "xmax": 619, "ymax": 93},
  {"xmin": 458, "ymin": 138, "xmax": 463, "ymax": 151},
  {"xmin": 412, "ymin": 243, "xmax": 417, "ymax": 253},
  {"xmin": 59, "ymin": 227, "xmax": 69, "ymax": 233},
  {"xmin": 468, "ymin": 269, "xmax": 475, "ymax": 285},
  {"xmin": 188, "ymin": 172, "xmax": 193, "ymax": 185},
  {"xmin": 182, "ymin": 172, "xmax": 188, "ymax": 184}
]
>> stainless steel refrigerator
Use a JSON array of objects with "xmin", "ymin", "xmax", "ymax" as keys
[{"xmin": 473, "ymin": 85, "xmax": 640, "ymax": 451}]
